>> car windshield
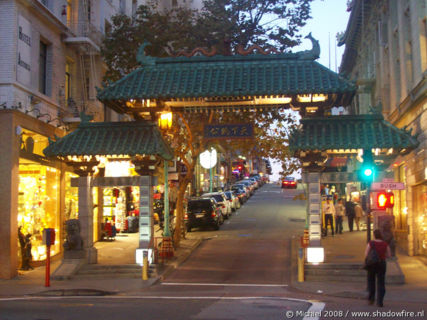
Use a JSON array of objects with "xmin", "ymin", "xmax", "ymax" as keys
[
  {"xmin": 188, "ymin": 200, "xmax": 212, "ymax": 212},
  {"xmin": 207, "ymin": 195, "xmax": 224, "ymax": 202},
  {"xmin": 224, "ymin": 192, "xmax": 232, "ymax": 199}
]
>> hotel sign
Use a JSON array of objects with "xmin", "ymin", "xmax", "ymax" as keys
[
  {"xmin": 204, "ymin": 123, "xmax": 254, "ymax": 139},
  {"xmin": 17, "ymin": 15, "xmax": 32, "ymax": 86}
]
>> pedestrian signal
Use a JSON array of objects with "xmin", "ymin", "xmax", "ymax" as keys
[{"xmin": 371, "ymin": 191, "xmax": 394, "ymax": 210}]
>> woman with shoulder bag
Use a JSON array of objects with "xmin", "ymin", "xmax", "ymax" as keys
[{"xmin": 365, "ymin": 229, "xmax": 391, "ymax": 307}]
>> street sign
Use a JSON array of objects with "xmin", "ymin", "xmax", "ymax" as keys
[
  {"xmin": 372, "ymin": 182, "xmax": 405, "ymax": 190},
  {"xmin": 204, "ymin": 123, "xmax": 254, "ymax": 139}
]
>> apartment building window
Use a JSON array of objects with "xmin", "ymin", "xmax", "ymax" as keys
[
  {"xmin": 132, "ymin": 0, "xmax": 137, "ymax": 17},
  {"xmin": 403, "ymin": 5, "xmax": 413, "ymax": 88},
  {"xmin": 172, "ymin": 0, "xmax": 178, "ymax": 7},
  {"xmin": 40, "ymin": 0, "xmax": 48, "ymax": 7},
  {"xmin": 66, "ymin": 0, "xmax": 73, "ymax": 26},
  {"xmin": 65, "ymin": 62, "xmax": 72, "ymax": 104},
  {"xmin": 120, "ymin": 0, "xmax": 126, "ymax": 14},
  {"xmin": 39, "ymin": 41, "xmax": 48, "ymax": 94},
  {"xmin": 87, "ymin": 0, "xmax": 91, "ymax": 23}
]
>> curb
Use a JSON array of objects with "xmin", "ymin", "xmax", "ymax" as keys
[{"xmin": 33, "ymin": 288, "xmax": 117, "ymax": 297}]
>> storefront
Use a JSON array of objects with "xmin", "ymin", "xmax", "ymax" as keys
[{"xmin": 0, "ymin": 110, "xmax": 66, "ymax": 278}]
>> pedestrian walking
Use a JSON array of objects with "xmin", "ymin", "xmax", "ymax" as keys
[
  {"xmin": 354, "ymin": 202, "xmax": 365, "ymax": 231},
  {"xmin": 334, "ymin": 198, "xmax": 346, "ymax": 234},
  {"xmin": 168, "ymin": 181, "xmax": 178, "ymax": 215},
  {"xmin": 345, "ymin": 199, "xmax": 356, "ymax": 232},
  {"xmin": 322, "ymin": 196, "xmax": 335, "ymax": 236},
  {"xmin": 365, "ymin": 229, "xmax": 391, "ymax": 307}
]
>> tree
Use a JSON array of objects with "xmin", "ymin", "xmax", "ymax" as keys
[
  {"xmin": 196, "ymin": 0, "xmax": 314, "ymax": 53},
  {"xmin": 101, "ymin": 0, "xmax": 313, "ymax": 246}
]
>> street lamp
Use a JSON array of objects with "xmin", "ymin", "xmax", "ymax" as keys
[{"xmin": 158, "ymin": 112, "xmax": 172, "ymax": 130}]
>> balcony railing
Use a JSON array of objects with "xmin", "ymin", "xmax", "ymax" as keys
[{"xmin": 67, "ymin": 21, "xmax": 104, "ymax": 49}]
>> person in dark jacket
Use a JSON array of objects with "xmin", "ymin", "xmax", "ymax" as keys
[
  {"xmin": 365, "ymin": 229, "xmax": 391, "ymax": 307},
  {"xmin": 345, "ymin": 200, "xmax": 356, "ymax": 231}
]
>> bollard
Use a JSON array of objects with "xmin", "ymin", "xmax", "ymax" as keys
[
  {"xmin": 298, "ymin": 247, "xmax": 304, "ymax": 282},
  {"xmin": 142, "ymin": 251, "xmax": 148, "ymax": 280}
]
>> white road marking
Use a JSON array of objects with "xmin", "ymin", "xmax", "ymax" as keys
[
  {"xmin": 0, "ymin": 295, "xmax": 325, "ymax": 319},
  {"xmin": 161, "ymin": 282, "xmax": 288, "ymax": 287},
  {"xmin": 303, "ymin": 301, "xmax": 325, "ymax": 320}
]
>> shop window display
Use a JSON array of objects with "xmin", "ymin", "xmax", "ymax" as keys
[
  {"xmin": 18, "ymin": 160, "xmax": 60, "ymax": 261},
  {"xmin": 102, "ymin": 186, "xmax": 139, "ymax": 235},
  {"xmin": 65, "ymin": 172, "xmax": 78, "ymax": 220}
]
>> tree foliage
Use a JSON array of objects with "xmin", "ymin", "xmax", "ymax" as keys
[{"xmin": 101, "ymin": 0, "xmax": 314, "ymax": 245}]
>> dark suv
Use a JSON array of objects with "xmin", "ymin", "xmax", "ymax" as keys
[{"xmin": 185, "ymin": 198, "xmax": 222, "ymax": 232}]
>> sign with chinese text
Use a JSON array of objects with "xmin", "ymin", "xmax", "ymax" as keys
[{"xmin": 204, "ymin": 123, "xmax": 254, "ymax": 139}]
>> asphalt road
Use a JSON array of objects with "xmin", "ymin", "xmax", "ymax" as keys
[
  {"xmin": 2, "ymin": 183, "xmax": 425, "ymax": 319},
  {"xmin": 1, "ymin": 183, "xmax": 318, "ymax": 320}
]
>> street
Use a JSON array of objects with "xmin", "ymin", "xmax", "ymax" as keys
[{"xmin": 1, "ymin": 183, "xmax": 426, "ymax": 320}]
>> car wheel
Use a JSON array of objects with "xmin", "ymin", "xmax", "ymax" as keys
[
  {"xmin": 213, "ymin": 221, "xmax": 220, "ymax": 230},
  {"xmin": 186, "ymin": 225, "xmax": 192, "ymax": 232}
]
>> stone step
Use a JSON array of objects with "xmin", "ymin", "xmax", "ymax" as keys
[
  {"xmin": 74, "ymin": 264, "xmax": 157, "ymax": 279},
  {"xmin": 305, "ymin": 267, "xmax": 365, "ymax": 277},
  {"xmin": 304, "ymin": 261, "xmax": 405, "ymax": 284},
  {"xmin": 305, "ymin": 263, "xmax": 363, "ymax": 270}
]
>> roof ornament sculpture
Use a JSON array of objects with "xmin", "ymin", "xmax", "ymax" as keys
[
  {"xmin": 175, "ymin": 47, "xmax": 218, "ymax": 57},
  {"xmin": 137, "ymin": 42, "xmax": 156, "ymax": 66},
  {"xmin": 236, "ymin": 44, "xmax": 279, "ymax": 55},
  {"xmin": 293, "ymin": 33, "xmax": 320, "ymax": 60}
]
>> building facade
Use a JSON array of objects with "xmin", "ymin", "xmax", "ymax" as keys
[
  {"xmin": 0, "ymin": 0, "xmax": 200, "ymax": 279},
  {"xmin": 339, "ymin": 0, "xmax": 427, "ymax": 256}
]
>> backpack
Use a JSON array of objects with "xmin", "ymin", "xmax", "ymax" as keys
[{"xmin": 363, "ymin": 241, "xmax": 380, "ymax": 270}]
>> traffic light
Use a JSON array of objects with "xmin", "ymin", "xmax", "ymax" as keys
[
  {"xmin": 371, "ymin": 191, "xmax": 394, "ymax": 210},
  {"xmin": 359, "ymin": 149, "xmax": 376, "ymax": 184},
  {"xmin": 237, "ymin": 165, "xmax": 243, "ymax": 171}
]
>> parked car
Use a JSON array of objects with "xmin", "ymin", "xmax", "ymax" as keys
[
  {"xmin": 245, "ymin": 177, "xmax": 259, "ymax": 189},
  {"xmin": 224, "ymin": 190, "xmax": 240, "ymax": 211},
  {"xmin": 282, "ymin": 176, "xmax": 297, "ymax": 189},
  {"xmin": 237, "ymin": 180, "xmax": 255, "ymax": 195},
  {"xmin": 201, "ymin": 192, "xmax": 231, "ymax": 218},
  {"xmin": 233, "ymin": 183, "xmax": 251, "ymax": 199},
  {"xmin": 231, "ymin": 185, "xmax": 248, "ymax": 203},
  {"xmin": 185, "ymin": 198, "xmax": 222, "ymax": 232}
]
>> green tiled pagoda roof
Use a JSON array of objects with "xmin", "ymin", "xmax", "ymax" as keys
[
  {"xmin": 289, "ymin": 114, "xmax": 418, "ymax": 153},
  {"xmin": 97, "ymin": 52, "xmax": 356, "ymax": 105},
  {"xmin": 43, "ymin": 120, "xmax": 173, "ymax": 160}
]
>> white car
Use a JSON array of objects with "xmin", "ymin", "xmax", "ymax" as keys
[
  {"xmin": 224, "ymin": 190, "xmax": 240, "ymax": 211},
  {"xmin": 201, "ymin": 192, "xmax": 232, "ymax": 219}
]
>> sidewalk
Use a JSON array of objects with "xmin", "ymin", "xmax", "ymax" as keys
[
  {"xmin": 290, "ymin": 230, "xmax": 427, "ymax": 303},
  {"xmin": 0, "ymin": 236, "xmax": 202, "ymax": 298}
]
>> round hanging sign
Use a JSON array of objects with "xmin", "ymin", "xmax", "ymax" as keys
[{"xmin": 200, "ymin": 148, "xmax": 217, "ymax": 169}]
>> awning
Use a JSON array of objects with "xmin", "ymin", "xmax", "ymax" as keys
[
  {"xmin": 43, "ymin": 120, "xmax": 174, "ymax": 160},
  {"xmin": 289, "ymin": 114, "xmax": 419, "ymax": 154}
]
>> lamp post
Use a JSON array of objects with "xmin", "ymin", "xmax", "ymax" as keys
[
  {"xmin": 163, "ymin": 160, "xmax": 170, "ymax": 237},
  {"xmin": 158, "ymin": 112, "xmax": 173, "ymax": 237},
  {"xmin": 200, "ymin": 148, "xmax": 217, "ymax": 193}
]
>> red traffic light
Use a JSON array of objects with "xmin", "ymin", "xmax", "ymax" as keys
[
  {"xmin": 237, "ymin": 165, "xmax": 242, "ymax": 170},
  {"xmin": 372, "ymin": 191, "xmax": 394, "ymax": 210}
]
